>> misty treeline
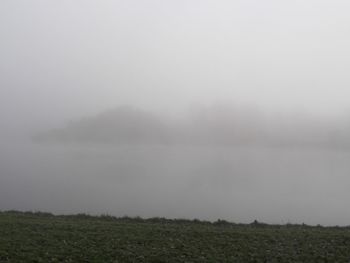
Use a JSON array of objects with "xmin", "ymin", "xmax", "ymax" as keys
[{"xmin": 34, "ymin": 105, "xmax": 350, "ymax": 149}]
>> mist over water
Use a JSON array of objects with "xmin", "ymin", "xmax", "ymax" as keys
[
  {"xmin": 2, "ymin": 0, "xmax": 350, "ymax": 226},
  {"xmin": 2, "ymin": 106, "xmax": 350, "ymax": 226}
]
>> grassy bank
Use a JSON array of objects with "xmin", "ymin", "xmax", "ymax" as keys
[{"xmin": 1, "ymin": 211, "xmax": 350, "ymax": 262}]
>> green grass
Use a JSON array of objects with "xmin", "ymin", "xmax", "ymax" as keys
[{"xmin": 1, "ymin": 211, "xmax": 350, "ymax": 262}]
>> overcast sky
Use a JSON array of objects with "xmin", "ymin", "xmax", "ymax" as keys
[{"xmin": 1, "ymin": 0, "xmax": 350, "ymax": 134}]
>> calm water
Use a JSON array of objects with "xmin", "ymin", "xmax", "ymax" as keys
[{"xmin": 1, "ymin": 140, "xmax": 350, "ymax": 226}]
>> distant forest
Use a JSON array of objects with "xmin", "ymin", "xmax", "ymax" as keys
[{"xmin": 35, "ymin": 105, "xmax": 350, "ymax": 149}]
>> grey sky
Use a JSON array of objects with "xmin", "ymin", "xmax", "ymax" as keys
[{"xmin": 1, "ymin": 0, "xmax": 350, "ymax": 133}]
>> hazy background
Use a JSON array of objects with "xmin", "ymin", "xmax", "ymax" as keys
[{"xmin": 1, "ymin": 0, "xmax": 350, "ymax": 225}]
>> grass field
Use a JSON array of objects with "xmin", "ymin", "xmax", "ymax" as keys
[{"xmin": 1, "ymin": 211, "xmax": 350, "ymax": 262}]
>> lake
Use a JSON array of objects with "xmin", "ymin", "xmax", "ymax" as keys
[{"xmin": 1, "ymin": 140, "xmax": 350, "ymax": 226}]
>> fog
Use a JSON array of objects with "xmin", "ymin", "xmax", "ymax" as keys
[{"xmin": 2, "ymin": 0, "xmax": 350, "ymax": 225}]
